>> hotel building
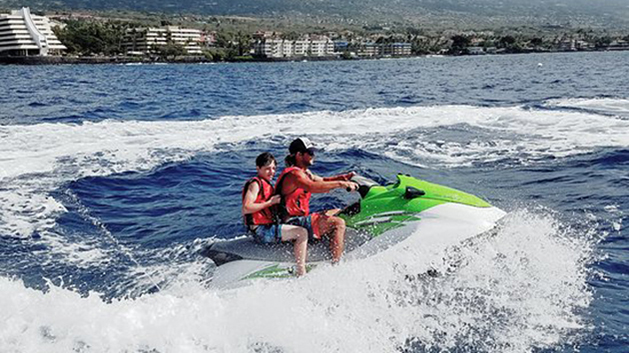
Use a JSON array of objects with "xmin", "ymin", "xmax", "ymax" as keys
[
  {"xmin": 357, "ymin": 42, "xmax": 412, "ymax": 57},
  {"xmin": 123, "ymin": 26, "xmax": 202, "ymax": 55},
  {"xmin": 0, "ymin": 8, "xmax": 66, "ymax": 56},
  {"xmin": 253, "ymin": 36, "xmax": 335, "ymax": 58}
]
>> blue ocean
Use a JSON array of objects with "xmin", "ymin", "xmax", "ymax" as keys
[{"xmin": 1, "ymin": 51, "xmax": 627, "ymax": 352}]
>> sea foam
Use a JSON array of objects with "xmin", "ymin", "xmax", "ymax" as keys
[{"xmin": 0, "ymin": 209, "xmax": 594, "ymax": 353}]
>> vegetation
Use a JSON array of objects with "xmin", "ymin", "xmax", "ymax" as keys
[
  {"xmin": 202, "ymin": 47, "xmax": 238, "ymax": 62},
  {"xmin": 43, "ymin": 10, "xmax": 629, "ymax": 61},
  {"xmin": 155, "ymin": 42, "xmax": 186, "ymax": 60},
  {"xmin": 449, "ymin": 35, "xmax": 471, "ymax": 54},
  {"xmin": 213, "ymin": 30, "xmax": 254, "ymax": 57},
  {"xmin": 53, "ymin": 20, "xmax": 131, "ymax": 56}
]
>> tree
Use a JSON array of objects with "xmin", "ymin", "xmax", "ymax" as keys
[
  {"xmin": 156, "ymin": 42, "xmax": 185, "ymax": 60},
  {"xmin": 450, "ymin": 35, "xmax": 470, "ymax": 54},
  {"xmin": 499, "ymin": 35, "xmax": 516, "ymax": 47},
  {"xmin": 530, "ymin": 37, "xmax": 543, "ymax": 47},
  {"xmin": 215, "ymin": 30, "xmax": 233, "ymax": 48},
  {"xmin": 234, "ymin": 31, "xmax": 252, "ymax": 56},
  {"xmin": 53, "ymin": 20, "xmax": 130, "ymax": 56},
  {"xmin": 595, "ymin": 36, "xmax": 613, "ymax": 48}
]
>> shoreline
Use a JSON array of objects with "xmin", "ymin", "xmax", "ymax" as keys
[{"xmin": 1, "ymin": 48, "xmax": 627, "ymax": 65}]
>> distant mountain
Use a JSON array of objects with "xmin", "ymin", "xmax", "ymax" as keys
[{"xmin": 2, "ymin": 0, "xmax": 628, "ymax": 28}]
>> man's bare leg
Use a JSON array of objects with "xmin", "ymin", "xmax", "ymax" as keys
[
  {"xmin": 281, "ymin": 225, "xmax": 308, "ymax": 276},
  {"xmin": 317, "ymin": 215, "xmax": 346, "ymax": 264}
]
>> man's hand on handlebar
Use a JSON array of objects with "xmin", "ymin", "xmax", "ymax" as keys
[{"xmin": 342, "ymin": 181, "xmax": 359, "ymax": 192}]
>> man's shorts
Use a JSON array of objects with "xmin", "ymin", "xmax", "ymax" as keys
[
  {"xmin": 285, "ymin": 213, "xmax": 322, "ymax": 242},
  {"xmin": 251, "ymin": 224, "xmax": 282, "ymax": 244}
]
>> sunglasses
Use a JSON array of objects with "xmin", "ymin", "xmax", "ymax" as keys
[{"xmin": 304, "ymin": 148, "xmax": 316, "ymax": 156}]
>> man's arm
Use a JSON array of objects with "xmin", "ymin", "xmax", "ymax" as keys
[
  {"xmin": 289, "ymin": 170, "xmax": 356, "ymax": 194},
  {"xmin": 242, "ymin": 182, "xmax": 280, "ymax": 215},
  {"xmin": 322, "ymin": 171, "xmax": 355, "ymax": 182}
]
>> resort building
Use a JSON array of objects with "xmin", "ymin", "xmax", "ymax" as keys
[
  {"xmin": 310, "ymin": 39, "xmax": 335, "ymax": 56},
  {"xmin": 356, "ymin": 42, "xmax": 412, "ymax": 57},
  {"xmin": 358, "ymin": 43, "xmax": 380, "ymax": 57},
  {"xmin": 467, "ymin": 46, "xmax": 485, "ymax": 55},
  {"xmin": 608, "ymin": 40, "xmax": 629, "ymax": 50},
  {"xmin": 123, "ymin": 26, "xmax": 202, "ymax": 55},
  {"xmin": 0, "ymin": 8, "xmax": 66, "ymax": 56},
  {"xmin": 253, "ymin": 36, "xmax": 335, "ymax": 58},
  {"xmin": 253, "ymin": 38, "xmax": 284, "ymax": 57},
  {"xmin": 389, "ymin": 42, "xmax": 412, "ymax": 56}
]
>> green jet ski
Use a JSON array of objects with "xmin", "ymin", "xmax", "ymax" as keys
[{"xmin": 203, "ymin": 173, "xmax": 505, "ymax": 288}]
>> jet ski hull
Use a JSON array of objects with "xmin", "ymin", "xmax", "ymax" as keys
[{"xmin": 204, "ymin": 174, "xmax": 506, "ymax": 288}]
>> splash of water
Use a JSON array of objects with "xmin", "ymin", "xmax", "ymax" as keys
[{"xmin": 0, "ymin": 209, "xmax": 595, "ymax": 353}]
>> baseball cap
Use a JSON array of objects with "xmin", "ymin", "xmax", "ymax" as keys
[{"xmin": 289, "ymin": 137, "xmax": 316, "ymax": 155}]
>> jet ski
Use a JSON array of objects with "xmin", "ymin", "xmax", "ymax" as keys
[{"xmin": 203, "ymin": 173, "xmax": 506, "ymax": 288}]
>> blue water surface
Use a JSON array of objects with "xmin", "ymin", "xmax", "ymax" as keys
[
  {"xmin": 2, "ymin": 52, "xmax": 628, "ymax": 125},
  {"xmin": 1, "ymin": 51, "xmax": 628, "ymax": 352}
]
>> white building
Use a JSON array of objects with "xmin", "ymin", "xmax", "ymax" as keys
[
  {"xmin": 309, "ymin": 39, "xmax": 335, "ymax": 56},
  {"xmin": 0, "ymin": 8, "xmax": 66, "ymax": 56},
  {"xmin": 124, "ymin": 26, "xmax": 202, "ymax": 55},
  {"xmin": 467, "ymin": 46, "xmax": 485, "ymax": 55},
  {"xmin": 253, "ymin": 36, "xmax": 335, "ymax": 58},
  {"xmin": 252, "ymin": 38, "xmax": 283, "ymax": 57},
  {"xmin": 390, "ymin": 42, "xmax": 412, "ymax": 56},
  {"xmin": 293, "ymin": 40, "xmax": 309, "ymax": 56},
  {"xmin": 357, "ymin": 42, "xmax": 412, "ymax": 57}
]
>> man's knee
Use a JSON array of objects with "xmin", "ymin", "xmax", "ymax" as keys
[
  {"xmin": 331, "ymin": 216, "xmax": 345, "ymax": 232},
  {"xmin": 296, "ymin": 227, "xmax": 308, "ymax": 241}
]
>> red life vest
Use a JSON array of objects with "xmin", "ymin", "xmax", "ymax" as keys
[
  {"xmin": 242, "ymin": 176, "xmax": 275, "ymax": 226},
  {"xmin": 275, "ymin": 166, "xmax": 312, "ymax": 220}
]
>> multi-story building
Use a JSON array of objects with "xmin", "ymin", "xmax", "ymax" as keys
[
  {"xmin": 124, "ymin": 26, "xmax": 202, "ymax": 55},
  {"xmin": 358, "ymin": 43, "xmax": 381, "ymax": 57},
  {"xmin": 253, "ymin": 38, "xmax": 283, "ymax": 57},
  {"xmin": 253, "ymin": 36, "xmax": 335, "ymax": 58},
  {"xmin": 467, "ymin": 46, "xmax": 485, "ymax": 55},
  {"xmin": 293, "ymin": 40, "xmax": 309, "ymax": 56},
  {"xmin": 357, "ymin": 42, "xmax": 412, "ymax": 57},
  {"xmin": 389, "ymin": 42, "xmax": 412, "ymax": 56},
  {"xmin": 309, "ymin": 39, "xmax": 335, "ymax": 56},
  {"xmin": 0, "ymin": 8, "xmax": 66, "ymax": 56}
]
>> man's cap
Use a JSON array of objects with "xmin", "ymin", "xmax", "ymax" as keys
[{"xmin": 289, "ymin": 137, "xmax": 316, "ymax": 154}]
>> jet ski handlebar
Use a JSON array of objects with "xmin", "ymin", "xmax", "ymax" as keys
[{"xmin": 348, "ymin": 174, "xmax": 379, "ymax": 198}]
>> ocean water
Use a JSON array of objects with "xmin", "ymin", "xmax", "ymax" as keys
[{"xmin": 0, "ymin": 51, "xmax": 627, "ymax": 352}]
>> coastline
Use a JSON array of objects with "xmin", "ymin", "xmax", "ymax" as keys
[{"xmin": 1, "ymin": 48, "xmax": 627, "ymax": 65}]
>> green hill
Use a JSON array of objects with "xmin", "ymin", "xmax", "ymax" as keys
[{"xmin": 1, "ymin": 0, "xmax": 628, "ymax": 28}]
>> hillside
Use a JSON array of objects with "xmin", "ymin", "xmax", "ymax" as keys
[{"xmin": 1, "ymin": 0, "xmax": 628, "ymax": 28}]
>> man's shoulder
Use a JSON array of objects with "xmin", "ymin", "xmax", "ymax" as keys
[
  {"xmin": 280, "ymin": 168, "xmax": 310, "ymax": 186},
  {"xmin": 283, "ymin": 167, "xmax": 307, "ymax": 177}
]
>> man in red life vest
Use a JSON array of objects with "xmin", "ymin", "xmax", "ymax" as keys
[
  {"xmin": 242, "ymin": 152, "xmax": 309, "ymax": 276},
  {"xmin": 275, "ymin": 138, "xmax": 358, "ymax": 264}
]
